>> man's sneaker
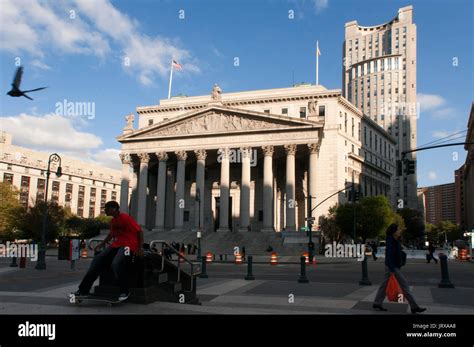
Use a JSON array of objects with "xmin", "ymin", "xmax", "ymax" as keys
[
  {"xmin": 118, "ymin": 293, "xmax": 129, "ymax": 302},
  {"xmin": 72, "ymin": 290, "xmax": 89, "ymax": 297}
]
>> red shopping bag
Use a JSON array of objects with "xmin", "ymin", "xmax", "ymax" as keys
[{"xmin": 386, "ymin": 273, "xmax": 403, "ymax": 302}]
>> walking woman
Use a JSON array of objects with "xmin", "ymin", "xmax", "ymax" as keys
[{"xmin": 373, "ymin": 223, "xmax": 426, "ymax": 314}]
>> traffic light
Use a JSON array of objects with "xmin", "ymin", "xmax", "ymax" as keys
[
  {"xmin": 396, "ymin": 160, "xmax": 403, "ymax": 176},
  {"xmin": 353, "ymin": 191, "xmax": 361, "ymax": 201},
  {"xmin": 404, "ymin": 159, "xmax": 416, "ymax": 175}
]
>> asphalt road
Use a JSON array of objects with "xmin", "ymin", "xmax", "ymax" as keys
[{"xmin": 199, "ymin": 259, "xmax": 474, "ymax": 288}]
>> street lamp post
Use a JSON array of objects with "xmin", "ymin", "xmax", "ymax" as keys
[
  {"xmin": 35, "ymin": 153, "xmax": 62, "ymax": 270},
  {"xmin": 196, "ymin": 188, "xmax": 202, "ymax": 262}
]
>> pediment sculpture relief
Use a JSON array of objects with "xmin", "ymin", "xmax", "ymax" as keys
[{"xmin": 149, "ymin": 112, "xmax": 289, "ymax": 136}]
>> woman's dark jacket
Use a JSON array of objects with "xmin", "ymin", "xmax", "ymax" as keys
[{"xmin": 385, "ymin": 235, "xmax": 403, "ymax": 272}]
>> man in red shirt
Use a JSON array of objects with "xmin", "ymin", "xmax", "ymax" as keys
[{"xmin": 73, "ymin": 201, "xmax": 144, "ymax": 302}]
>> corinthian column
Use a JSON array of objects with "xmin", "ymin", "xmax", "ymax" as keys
[
  {"xmin": 217, "ymin": 148, "xmax": 230, "ymax": 232},
  {"xmin": 262, "ymin": 145, "xmax": 274, "ymax": 232},
  {"xmin": 239, "ymin": 147, "xmax": 251, "ymax": 232},
  {"xmin": 194, "ymin": 149, "xmax": 207, "ymax": 230},
  {"xmin": 173, "ymin": 150, "xmax": 187, "ymax": 231},
  {"xmin": 137, "ymin": 152, "xmax": 150, "ymax": 227},
  {"xmin": 154, "ymin": 151, "xmax": 168, "ymax": 232},
  {"xmin": 119, "ymin": 152, "xmax": 131, "ymax": 214},
  {"xmin": 284, "ymin": 144, "xmax": 297, "ymax": 231},
  {"xmin": 307, "ymin": 143, "xmax": 320, "ymax": 222}
]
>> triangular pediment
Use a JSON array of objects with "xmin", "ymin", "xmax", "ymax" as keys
[{"xmin": 119, "ymin": 106, "xmax": 321, "ymax": 141}]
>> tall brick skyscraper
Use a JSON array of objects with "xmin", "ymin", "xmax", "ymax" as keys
[{"xmin": 342, "ymin": 6, "xmax": 418, "ymax": 209}]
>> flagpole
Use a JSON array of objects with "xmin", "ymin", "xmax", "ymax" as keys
[
  {"xmin": 316, "ymin": 41, "xmax": 319, "ymax": 86},
  {"xmin": 168, "ymin": 58, "xmax": 174, "ymax": 100}
]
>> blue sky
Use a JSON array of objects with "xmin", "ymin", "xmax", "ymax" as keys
[{"xmin": 0, "ymin": 0, "xmax": 472, "ymax": 187}]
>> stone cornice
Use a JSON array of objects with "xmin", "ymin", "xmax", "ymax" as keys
[{"xmin": 136, "ymin": 92, "xmax": 342, "ymax": 115}]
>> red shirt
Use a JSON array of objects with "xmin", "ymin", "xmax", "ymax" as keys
[{"xmin": 110, "ymin": 213, "xmax": 141, "ymax": 252}]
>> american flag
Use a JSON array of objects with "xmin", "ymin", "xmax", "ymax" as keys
[{"xmin": 172, "ymin": 59, "xmax": 182, "ymax": 70}]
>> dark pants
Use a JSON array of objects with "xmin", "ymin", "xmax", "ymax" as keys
[
  {"xmin": 427, "ymin": 252, "xmax": 438, "ymax": 263},
  {"xmin": 79, "ymin": 246, "xmax": 129, "ymax": 294},
  {"xmin": 374, "ymin": 266, "xmax": 419, "ymax": 309},
  {"xmin": 372, "ymin": 250, "xmax": 378, "ymax": 260}
]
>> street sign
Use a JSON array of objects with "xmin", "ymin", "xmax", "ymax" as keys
[{"xmin": 305, "ymin": 217, "xmax": 315, "ymax": 222}]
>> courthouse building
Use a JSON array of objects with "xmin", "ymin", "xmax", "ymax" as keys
[
  {"xmin": 0, "ymin": 132, "xmax": 122, "ymax": 218},
  {"xmin": 118, "ymin": 84, "xmax": 396, "ymax": 233}
]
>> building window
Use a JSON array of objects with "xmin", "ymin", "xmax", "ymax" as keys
[
  {"xmin": 264, "ymin": 109, "xmax": 270, "ymax": 114},
  {"xmin": 7, "ymin": 164, "xmax": 12, "ymax": 171},
  {"xmin": 20, "ymin": 176, "xmax": 30, "ymax": 209},
  {"xmin": 184, "ymin": 211, "xmax": 190, "ymax": 222},
  {"xmin": 51, "ymin": 181, "xmax": 60, "ymax": 204},
  {"xmin": 78, "ymin": 186, "xmax": 85, "ymax": 217},
  {"xmin": 111, "ymin": 191, "xmax": 117, "ymax": 201},
  {"xmin": 3, "ymin": 173, "xmax": 13, "ymax": 184},
  {"xmin": 36, "ymin": 178, "xmax": 46, "ymax": 203},
  {"xmin": 299, "ymin": 107, "xmax": 306, "ymax": 118},
  {"xmin": 89, "ymin": 187, "xmax": 96, "ymax": 218},
  {"xmin": 282, "ymin": 108, "xmax": 288, "ymax": 115},
  {"xmin": 318, "ymin": 106, "xmax": 325, "ymax": 117},
  {"xmin": 148, "ymin": 119, "xmax": 153, "ymax": 126},
  {"xmin": 65, "ymin": 183, "xmax": 73, "ymax": 207},
  {"xmin": 100, "ymin": 189, "xmax": 107, "ymax": 214}
]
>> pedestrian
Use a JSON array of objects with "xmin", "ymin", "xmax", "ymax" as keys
[
  {"xmin": 187, "ymin": 243, "xmax": 192, "ymax": 255},
  {"xmin": 371, "ymin": 241, "xmax": 378, "ymax": 261},
  {"xmin": 72, "ymin": 201, "xmax": 144, "ymax": 302},
  {"xmin": 426, "ymin": 242, "xmax": 438, "ymax": 264},
  {"xmin": 242, "ymin": 246, "xmax": 246, "ymax": 261},
  {"xmin": 373, "ymin": 223, "xmax": 426, "ymax": 314}
]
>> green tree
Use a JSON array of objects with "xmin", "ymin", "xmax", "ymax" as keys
[
  {"xmin": 397, "ymin": 208, "xmax": 425, "ymax": 243},
  {"xmin": 0, "ymin": 182, "xmax": 22, "ymax": 241},
  {"xmin": 11, "ymin": 201, "xmax": 66, "ymax": 242},
  {"xmin": 319, "ymin": 206, "xmax": 345, "ymax": 244},
  {"xmin": 333, "ymin": 196, "xmax": 395, "ymax": 242},
  {"xmin": 434, "ymin": 221, "xmax": 463, "ymax": 244}
]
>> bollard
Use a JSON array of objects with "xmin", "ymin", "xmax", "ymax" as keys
[
  {"xmin": 298, "ymin": 256, "xmax": 309, "ymax": 283},
  {"xmin": 438, "ymin": 254, "xmax": 454, "ymax": 288},
  {"xmin": 200, "ymin": 257, "xmax": 208, "ymax": 279},
  {"xmin": 9, "ymin": 257, "xmax": 18, "ymax": 267},
  {"xmin": 245, "ymin": 256, "xmax": 255, "ymax": 280},
  {"xmin": 359, "ymin": 256, "xmax": 372, "ymax": 286}
]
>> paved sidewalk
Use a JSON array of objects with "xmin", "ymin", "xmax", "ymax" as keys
[{"xmin": 0, "ymin": 256, "xmax": 473, "ymax": 315}]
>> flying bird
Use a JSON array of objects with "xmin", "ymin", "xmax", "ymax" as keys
[{"xmin": 6, "ymin": 66, "xmax": 47, "ymax": 100}]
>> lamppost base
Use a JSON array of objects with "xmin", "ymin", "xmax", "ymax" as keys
[
  {"xmin": 245, "ymin": 275, "xmax": 255, "ymax": 280},
  {"xmin": 35, "ymin": 263, "xmax": 46, "ymax": 270},
  {"xmin": 298, "ymin": 277, "xmax": 309, "ymax": 283},
  {"xmin": 438, "ymin": 282, "xmax": 454, "ymax": 288},
  {"xmin": 359, "ymin": 279, "xmax": 372, "ymax": 286}
]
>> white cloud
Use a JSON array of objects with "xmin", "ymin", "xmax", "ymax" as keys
[
  {"xmin": 0, "ymin": 113, "xmax": 102, "ymax": 152},
  {"xmin": 31, "ymin": 59, "xmax": 51, "ymax": 70},
  {"xmin": 432, "ymin": 130, "xmax": 451, "ymax": 139},
  {"xmin": 428, "ymin": 171, "xmax": 437, "ymax": 180},
  {"xmin": 417, "ymin": 93, "xmax": 446, "ymax": 111},
  {"xmin": 91, "ymin": 148, "xmax": 121, "ymax": 171},
  {"xmin": 0, "ymin": 0, "xmax": 199, "ymax": 86},
  {"xmin": 313, "ymin": 0, "xmax": 329, "ymax": 13},
  {"xmin": 0, "ymin": 113, "xmax": 122, "ymax": 170},
  {"xmin": 432, "ymin": 107, "xmax": 456, "ymax": 119}
]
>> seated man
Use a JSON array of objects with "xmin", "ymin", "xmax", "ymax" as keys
[{"xmin": 73, "ymin": 201, "xmax": 144, "ymax": 302}]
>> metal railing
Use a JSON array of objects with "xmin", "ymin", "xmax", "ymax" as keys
[{"xmin": 149, "ymin": 240, "xmax": 201, "ymax": 291}]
